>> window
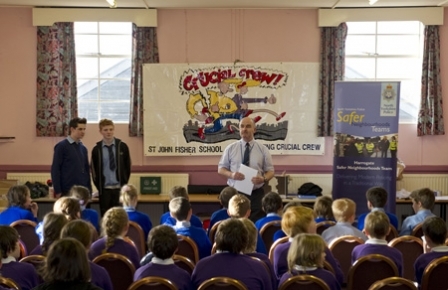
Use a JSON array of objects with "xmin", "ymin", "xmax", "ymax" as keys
[
  {"xmin": 345, "ymin": 21, "xmax": 424, "ymax": 123},
  {"xmin": 75, "ymin": 22, "xmax": 132, "ymax": 123}
]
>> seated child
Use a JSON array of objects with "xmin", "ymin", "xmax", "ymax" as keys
[
  {"xmin": 134, "ymin": 225, "xmax": 193, "ymax": 290},
  {"xmin": 351, "ymin": 211, "xmax": 403, "ymax": 276},
  {"xmin": 61, "ymin": 220, "xmax": 113, "ymax": 290},
  {"xmin": 321, "ymin": 198, "xmax": 367, "ymax": 244},
  {"xmin": 279, "ymin": 233, "xmax": 340, "ymax": 290},
  {"xmin": 0, "ymin": 226, "xmax": 40, "ymax": 290},
  {"xmin": 169, "ymin": 197, "xmax": 211, "ymax": 260},
  {"xmin": 191, "ymin": 218, "xmax": 273, "ymax": 290},
  {"xmin": 228, "ymin": 194, "xmax": 267, "ymax": 254},
  {"xmin": 357, "ymin": 186, "xmax": 398, "ymax": 231},
  {"xmin": 314, "ymin": 196, "xmax": 334, "ymax": 223},
  {"xmin": 273, "ymin": 205, "xmax": 343, "ymax": 284},
  {"xmin": 89, "ymin": 207, "xmax": 140, "ymax": 269},
  {"xmin": 30, "ymin": 212, "xmax": 68, "ymax": 255},
  {"xmin": 160, "ymin": 186, "xmax": 202, "ymax": 228},
  {"xmin": 207, "ymin": 186, "xmax": 238, "ymax": 234},
  {"xmin": 400, "ymin": 188, "xmax": 436, "ymax": 236},
  {"xmin": 0, "ymin": 185, "xmax": 38, "ymax": 225},
  {"xmin": 273, "ymin": 200, "xmax": 302, "ymax": 241},
  {"xmin": 120, "ymin": 184, "xmax": 152, "ymax": 240},
  {"xmin": 240, "ymin": 218, "xmax": 277, "ymax": 290},
  {"xmin": 255, "ymin": 192, "xmax": 283, "ymax": 231},
  {"xmin": 70, "ymin": 185, "xmax": 100, "ymax": 232},
  {"xmin": 414, "ymin": 216, "xmax": 448, "ymax": 286}
]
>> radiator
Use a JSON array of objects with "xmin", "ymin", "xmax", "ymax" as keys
[{"xmin": 6, "ymin": 173, "xmax": 189, "ymax": 195}]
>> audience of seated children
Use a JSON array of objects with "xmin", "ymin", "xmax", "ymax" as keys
[
  {"xmin": 89, "ymin": 207, "xmax": 140, "ymax": 269},
  {"xmin": 279, "ymin": 233, "xmax": 341, "ymax": 290},
  {"xmin": 30, "ymin": 212, "xmax": 68, "ymax": 255},
  {"xmin": 120, "ymin": 184, "xmax": 152, "ymax": 240},
  {"xmin": 414, "ymin": 216, "xmax": 448, "ymax": 286},
  {"xmin": 255, "ymin": 192, "xmax": 283, "ymax": 231},
  {"xmin": 36, "ymin": 196, "xmax": 81, "ymax": 243},
  {"xmin": 400, "ymin": 188, "xmax": 436, "ymax": 236},
  {"xmin": 70, "ymin": 185, "xmax": 100, "ymax": 232},
  {"xmin": 60, "ymin": 219, "xmax": 113, "ymax": 290},
  {"xmin": 228, "ymin": 194, "xmax": 267, "ymax": 254},
  {"xmin": 0, "ymin": 226, "xmax": 39, "ymax": 290},
  {"xmin": 272, "ymin": 200, "xmax": 302, "ymax": 241},
  {"xmin": 0, "ymin": 185, "xmax": 38, "ymax": 225},
  {"xmin": 207, "ymin": 186, "xmax": 238, "ymax": 234},
  {"xmin": 160, "ymin": 186, "xmax": 202, "ymax": 228},
  {"xmin": 240, "ymin": 217, "xmax": 278, "ymax": 290},
  {"xmin": 351, "ymin": 211, "xmax": 403, "ymax": 276},
  {"xmin": 272, "ymin": 205, "xmax": 344, "ymax": 284},
  {"xmin": 168, "ymin": 197, "xmax": 211, "ymax": 259},
  {"xmin": 321, "ymin": 198, "xmax": 367, "ymax": 244},
  {"xmin": 133, "ymin": 225, "xmax": 193, "ymax": 290},
  {"xmin": 191, "ymin": 218, "xmax": 273, "ymax": 290},
  {"xmin": 314, "ymin": 196, "xmax": 335, "ymax": 223},
  {"xmin": 357, "ymin": 186, "xmax": 399, "ymax": 231},
  {"xmin": 33, "ymin": 238, "xmax": 102, "ymax": 290}
]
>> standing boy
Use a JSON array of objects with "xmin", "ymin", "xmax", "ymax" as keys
[{"xmin": 91, "ymin": 119, "xmax": 131, "ymax": 216}]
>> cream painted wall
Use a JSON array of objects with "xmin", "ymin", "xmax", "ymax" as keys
[{"xmin": 0, "ymin": 7, "xmax": 447, "ymax": 169}]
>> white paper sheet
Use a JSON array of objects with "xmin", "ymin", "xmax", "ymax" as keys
[{"xmin": 234, "ymin": 164, "xmax": 258, "ymax": 195}]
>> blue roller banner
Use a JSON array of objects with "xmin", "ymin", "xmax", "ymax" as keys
[{"xmin": 333, "ymin": 81, "xmax": 400, "ymax": 216}]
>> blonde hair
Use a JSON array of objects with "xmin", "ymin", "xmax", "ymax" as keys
[
  {"xmin": 332, "ymin": 198, "xmax": 356, "ymax": 222},
  {"xmin": 101, "ymin": 207, "xmax": 129, "ymax": 253},
  {"xmin": 239, "ymin": 218, "xmax": 257, "ymax": 253},
  {"xmin": 287, "ymin": 233, "xmax": 326, "ymax": 272},
  {"xmin": 364, "ymin": 211, "xmax": 390, "ymax": 239},
  {"xmin": 53, "ymin": 197, "xmax": 81, "ymax": 221},
  {"xmin": 281, "ymin": 206, "xmax": 315, "ymax": 237},
  {"xmin": 169, "ymin": 186, "xmax": 188, "ymax": 200},
  {"xmin": 69, "ymin": 185, "xmax": 90, "ymax": 206},
  {"xmin": 99, "ymin": 119, "xmax": 114, "ymax": 129},
  {"xmin": 120, "ymin": 184, "xmax": 138, "ymax": 207},
  {"xmin": 228, "ymin": 194, "xmax": 250, "ymax": 218}
]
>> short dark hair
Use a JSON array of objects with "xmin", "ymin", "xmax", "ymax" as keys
[
  {"xmin": 219, "ymin": 187, "xmax": 238, "ymax": 208},
  {"xmin": 60, "ymin": 219, "xmax": 93, "ymax": 249},
  {"xmin": 69, "ymin": 117, "xmax": 87, "ymax": 129},
  {"xmin": 215, "ymin": 218, "xmax": 248, "ymax": 253},
  {"xmin": 41, "ymin": 238, "xmax": 91, "ymax": 283},
  {"xmin": 262, "ymin": 192, "xmax": 283, "ymax": 214},
  {"xmin": 423, "ymin": 216, "xmax": 447, "ymax": 245},
  {"xmin": 410, "ymin": 188, "xmax": 435, "ymax": 210},
  {"xmin": 147, "ymin": 225, "xmax": 178, "ymax": 259},
  {"xmin": 169, "ymin": 197, "xmax": 191, "ymax": 221},
  {"xmin": 0, "ymin": 226, "xmax": 19, "ymax": 259},
  {"xmin": 7, "ymin": 185, "xmax": 29, "ymax": 207},
  {"xmin": 313, "ymin": 196, "xmax": 334, "ymax": 220},
  {"xmin": 169, "ymin": 186, "xmax": 188, "ymax": 200},
  {"xmin": 69, "ymin": 185, "xmax": 91, "ymax": 205},
  {"xmin": 366, "ymin": 187, "xmax": 388, "ymax": 207}
]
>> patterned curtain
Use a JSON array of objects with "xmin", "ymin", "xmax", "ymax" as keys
[
  {"xmin": 36, "ymin": 23, "xmax": 77, "ymax": 137},
  {"xmin": 317, "ymin": 23, "xmax": 348, "ymax": 137},
  {"xmin": 129, "ymin": 25, "xmax": 159, "ymax": 136},
  {"xmin": 417, "ymin": 25, "xmax": 444, "ymax": 136}
]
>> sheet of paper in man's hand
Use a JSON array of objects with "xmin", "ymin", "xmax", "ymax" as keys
[{"xmin": 234, "ymin": 164, "xmax": 258, "ymax": 195}]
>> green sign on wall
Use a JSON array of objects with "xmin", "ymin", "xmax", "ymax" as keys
[{"xmin": 140, "ymin": 176, "xmax": 161, "ymax": 194}]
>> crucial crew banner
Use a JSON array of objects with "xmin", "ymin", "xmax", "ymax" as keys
[{"xmin": 333, "ymin": 81, "xmax": 400, "ymax": 215}]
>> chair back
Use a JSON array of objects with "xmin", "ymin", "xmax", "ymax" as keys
[
  {"xmin": 128, "ymin": 277, "xmax": 177, "ymax": 290},
  {"xmin": 177, "ymin": 235, "xmax": 199, "ymax": 264},
  {"xmin": 10, "ymin": 219, "xmax": 39, "ymax": 255},
  {"xmin": 126, "ymin": 221, "xmax": 146, "ymax": 259},
  {"xmin": 368, "ymin": 277, "xmax": 418, "ymax": 290},
  {"xmin": 328, "ymin": 235, "xmax": 365, "ymax": 284},
  {"xmin": 268, "ymin": 236, "xmax": 289, "ymax": 263},
  {"xmin": 421, "ymin": 256, "xmax": 448, "ymax": 290},
  {"xmin": 323, "ymin": 260, "xmax": 335, "ymax": 275},
  {"xmin": 18, "ymin": 239, "xmax": 27, "ymax": 259},
  {"xmin": 19, "ymin": 254, "xmax": 46, "ymax": 271},
  {"xmin": 411, "ymin": 223, "xmax": 423, "ymax": 239},
  {"xmin": 316, "ymin": 221, "xmax": 336, "ymax": 235},
  {"xmin": 208, "ymin": 220, "xmax": 222, "ymax": 245},
  {"xmin": 278, "ymin": 274, "xmax": 330, "ymax": 290},
  {"xmin": 211, "ymin": 242, "xmax": 217, "ymax": 255},
  {"xmin": 173, "ymin": 254, "xmax": 195, "ymax": 275},
  {"xmin": 92, "ymin": 253, "xmax": 136, "ymax": 290},
  {"xmin": 0, "ymin": 277, "xmax": 20, "ymax": 290},
  {"xmin": 348, "ymin": 254, "xmax": 399, "ymax": 290},
  {"xmin": 385, "ymin": 226, "xmax": 399, "ymax": 243},
  {"xmin": 259, "ymin": 220, "xmax": 282, "ymax": 253},
  {"xmin": 198, "ymin": 277, "xmax": 248, "ymax": 290},
  {"xmin": 388, "ymin": 236, "xmax": 423, "ymax": 280}
]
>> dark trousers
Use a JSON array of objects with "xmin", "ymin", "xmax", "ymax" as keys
[
  {"xmin": 246, "ymin": 187, "xmax": 266, "ymax": 222},
  {"xmin": 99, "ymin": 188, "xmax": 121, "ymax": 216}
]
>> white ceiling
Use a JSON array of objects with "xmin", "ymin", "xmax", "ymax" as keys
[{"xmin": 0, "ymin": 0, "xmax": 447, "ymax": 9}]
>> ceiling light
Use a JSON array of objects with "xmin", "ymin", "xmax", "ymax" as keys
[
  {"xmin": 106, "ymin": 0, "xmax": 117, "ymax": 8},
  {"xmin": 369, "ymin": 0, "xmax": 378, "ymax": 5}
]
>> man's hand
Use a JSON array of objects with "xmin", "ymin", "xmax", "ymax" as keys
[
  {"xmin": 251, "ymin": 176, "xmax": 265, "ymax": 185},
  {"xmin": 231, "ymin": 172, "xmax": 245, "ymax": 181}
]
